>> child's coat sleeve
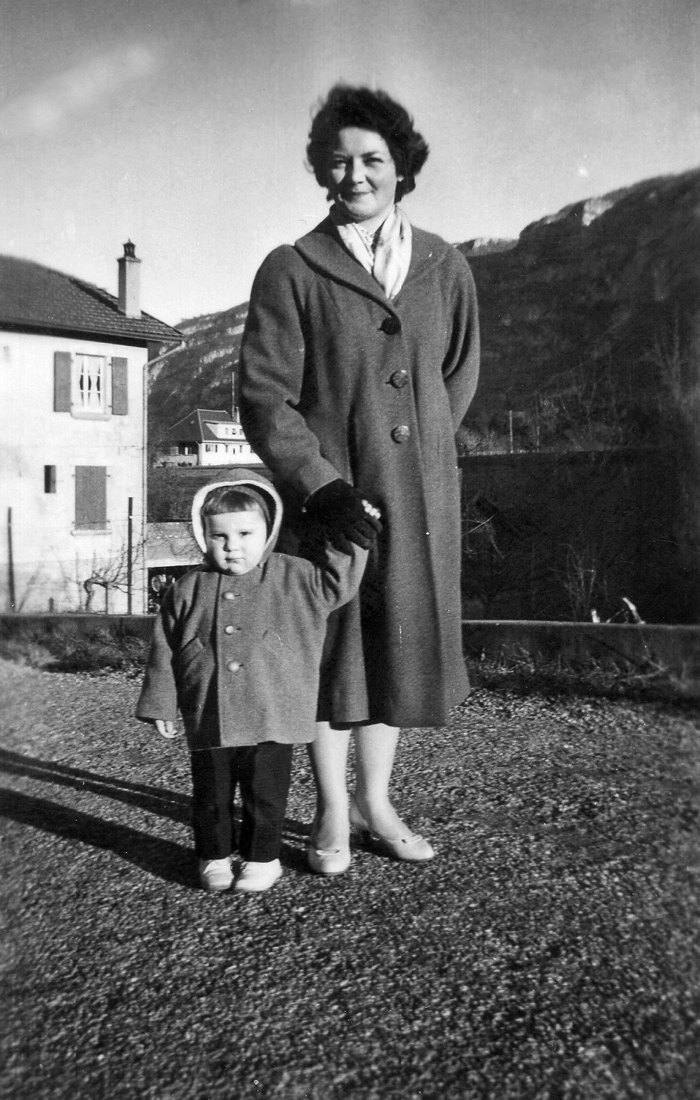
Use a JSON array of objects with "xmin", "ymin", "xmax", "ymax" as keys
[
  {"xmin": 310, "ymin": 543, "xmax": 369, "ymax": 610},
  {"xmin": 135, "ymin": 586, "xmax": 180, "ymax": 724}
]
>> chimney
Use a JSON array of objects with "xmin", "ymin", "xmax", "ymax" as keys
[{"xmin": 117, "ymin": 240, "xmax": 141, "ymax": 317}]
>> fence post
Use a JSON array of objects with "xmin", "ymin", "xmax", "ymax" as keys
[
  {"xmin": 127, "ymin": 496, "xmax": 133, "ymax": 615},
  {"xmin": 7, "ymin": 507, "xmax": 16, "ymax": 612}
]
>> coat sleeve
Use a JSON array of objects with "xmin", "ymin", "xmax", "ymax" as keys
[
  {"xmin": 135, "ymin": 586, "xmax": 180, "ymax": 724},
  {"xmin": 441, "ymin": 252, "xmax": 481, "ymax": 429},
  {"xmin": 239, "ymin": 247, "xmax": 341, "ymax": 503},
  {"xmin": 299, "ymin": 543, "xmax": 368, "ymax": 612}
]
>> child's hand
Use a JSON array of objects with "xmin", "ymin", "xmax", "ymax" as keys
[{"xmin": 154, "ymin": 720, "xmax": 177, "ymax": 739}]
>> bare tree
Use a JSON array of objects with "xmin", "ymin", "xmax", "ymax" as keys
[{"xmin": 81, "ymin": 536, "xmax": 146, "ymax": 613}]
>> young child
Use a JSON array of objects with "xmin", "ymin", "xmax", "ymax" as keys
[{"xmin": 136, "ymin": 472, "xmax": 372, "ymax": 894}]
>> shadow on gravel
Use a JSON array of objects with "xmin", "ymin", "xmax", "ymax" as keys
[
  {"xmin": 0, "ymin": 787, "xmax": 316, "ymax": 886},
  {"xmin": 0, "ymin": 748, "xmax": 191, "ymax": 824},
  {"xmin": 0, "ymin": 748, "xmax": 314, "ymax": 881},
  {"xmin": 0, "ymin": 787, "xmax": 196, "ymax": 888}
]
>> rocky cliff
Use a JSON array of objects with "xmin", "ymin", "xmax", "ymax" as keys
[{"xmin": 458, "ymin": 168, "xmax": 700, "ymax": 451}]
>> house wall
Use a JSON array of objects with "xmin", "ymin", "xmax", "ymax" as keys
[
  {"xmin": 0, "ymin": 330, "xmax": 148, "ymax": 613},
  {"xmin": 198, "ymin": 441, "xmax": 263, "ymax": 466}
]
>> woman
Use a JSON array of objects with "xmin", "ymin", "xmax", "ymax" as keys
[{"xmin": 239, "ymin": 84, "xmax": 480, "ymax": 874}]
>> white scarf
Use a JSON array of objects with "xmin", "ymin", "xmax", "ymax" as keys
[{"xmin": 331, "ymin": 205, "xmax": 412, "ymax": 301}]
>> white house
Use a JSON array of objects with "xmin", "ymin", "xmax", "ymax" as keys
[
  {"xmin": 161, "ymin": 408, "xmax": 264, "ymax": 467},
  {"xmin": 0, "ymin": 243, "xmax": 181, "ymax": 614}
]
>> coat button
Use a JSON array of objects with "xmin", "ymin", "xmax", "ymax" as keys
[
  {"xmin": 390, "ymin": 369, "xmax": 409, "ymax": 389},
  {"xmin": 226, "ymin": 661, "xmax": 241, "ymax": 672},
  {"xmin": 391, "ymin": 424, "xmax": 410, "ymax": 444},
  {"xmin": 380, "ymin": 316, "xmax": 401, "ymax": 335},
  {"xmin": 222, "ymin": 591, "xmax": 239, "ymax": 601}
]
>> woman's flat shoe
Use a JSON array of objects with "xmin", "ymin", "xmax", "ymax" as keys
[
  {"xmin": 376, "ymin": 833, "xmax": 435, "ymax": 862},
  {"xmin": 307, "ymin": 844, "xmax": 351, "ymax": 876},
  {"xmin": 349, "ymin": 796, "xmax": 435, "ymax": 863}
]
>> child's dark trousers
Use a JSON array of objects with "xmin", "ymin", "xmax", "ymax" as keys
[{"xmin": 190, "ymin": 742, "xmax": 294, "ymax": 862}]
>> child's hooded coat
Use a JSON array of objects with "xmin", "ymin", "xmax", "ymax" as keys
[{"xmin": 136, "ymin": 471, "xmax": 366, "ymax": 749}]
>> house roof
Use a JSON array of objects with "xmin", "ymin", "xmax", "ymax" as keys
[
  {"xmin": 167, "ymin": 409, "xmax": 235, "ymax": 443},
  {"xmin": 0, "ymin": 254, "xmax": 182, "ymax": 344},
  {"xmin": 146, "ymin": 522, "xmax": 202, "ymax": 568}
]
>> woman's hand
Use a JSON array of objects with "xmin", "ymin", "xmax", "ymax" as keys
[
  {"xmin": 154, "ymin": 720, "xmax": 177, "ymax": 740},
  {"xmin": 305, "ymin": 479, "xmax": 382, "ymax": 550}
]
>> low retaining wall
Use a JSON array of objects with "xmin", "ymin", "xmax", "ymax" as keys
[
  {"xmin": 463, "ymin": 620, "xmax": 700, "ymax": 695},
  {"xmin": 2, "ymin": 615, "xmax": 700, "ymax": 696}
]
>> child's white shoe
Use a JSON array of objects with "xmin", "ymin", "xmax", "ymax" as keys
[
  {"xmin": 198, "ymin": 856, "xmax": 234, "ymax": 892},
  {"xmin": 234, "ymin": 859, "xmax": 283, "ymax": 893}
]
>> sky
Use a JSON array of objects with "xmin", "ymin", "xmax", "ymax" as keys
[{"xmin": 1, "ymin": 0, "xmax": 698, "ymax": 326}]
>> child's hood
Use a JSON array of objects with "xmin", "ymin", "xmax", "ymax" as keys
[{"xmin": 190, "ymin": 472, "xmax": 283, "ymax": 565}]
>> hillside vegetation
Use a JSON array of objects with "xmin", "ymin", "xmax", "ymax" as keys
[
  {"xmin": 459, "ymin": 168, "xmax": 700, "ymax": 453},
  {"xmin": 149, "ymin": 168, "xmax": 700, "ymax": 457},
  {"xmin": 148, "ymin": 302, "xmax": 247, "ymax": 458}
]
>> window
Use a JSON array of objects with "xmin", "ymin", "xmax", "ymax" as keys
[
  {"xmin": 75, "ymin": 355, "xmax": 105, "ymax": 412},
  {"xmin": 75, "ymin": 467, "xmax": 107, "ymax": 530},
  {"xmin": 54, "ymin": 353, "xmax": 129, "ymax": 417},
  {"xmin": 44, "ymin": 465, "xmax": 56, "ymax": 493}
]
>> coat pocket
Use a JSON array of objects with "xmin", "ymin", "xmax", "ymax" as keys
[
  {"xmin": 178, "ymin": 636, "xmax": 205, "ymax": 669},
  {"xmin": 261, "ymin": 628, "xmax": 285, "ymax": 651}
]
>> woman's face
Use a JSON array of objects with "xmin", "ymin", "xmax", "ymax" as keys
[{"xmin": 326, "ymin": 127, "xmax": 403, "ymax": 226}]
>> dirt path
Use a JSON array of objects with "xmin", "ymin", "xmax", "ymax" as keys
[{"xmin": 1, "ymin": 659, "xmax": 699, "ymax": 1100}]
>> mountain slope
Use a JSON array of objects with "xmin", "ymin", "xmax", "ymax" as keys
[
  {"xmin": 149, "ymin": 168, "xmax": 700, "ymax": 453},
  {"xmin": 459, "ymin": 168, "xmax": 700, "ymax": 448},
  {"xmin": 148, "ymin": 302, "xmax": 247, "ymax": 453}
]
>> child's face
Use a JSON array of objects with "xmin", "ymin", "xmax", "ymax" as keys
[{"xmin": 204, "ymin": 509, "xmax": 268, "ymax": 575}]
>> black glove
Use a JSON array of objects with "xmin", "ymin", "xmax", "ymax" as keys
[{"xmin": 304, "ymin": 479, "xmax": 382, "ymax": 551}]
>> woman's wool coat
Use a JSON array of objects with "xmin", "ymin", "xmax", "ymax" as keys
[
  {"xmin": 239, "ymin": 216, "xmax": 480, "ymax": 728},
  {"xmin": 136, "ymin": 474, "xmax": 366, "ymax": 749}
]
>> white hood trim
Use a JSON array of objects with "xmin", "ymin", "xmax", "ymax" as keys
[{"xmin": 190, "ymin": 477, "xmax": 283, "ymax": 559}]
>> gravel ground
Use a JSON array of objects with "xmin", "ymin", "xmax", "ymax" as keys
[{"xmin": 1, "ymin": 658, "xmax": 699, "ymax": 1100}]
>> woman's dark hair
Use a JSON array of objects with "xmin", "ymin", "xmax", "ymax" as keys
[{"xmin": 306, "ymin": 84, "xmax": 429, "ymax": 202}]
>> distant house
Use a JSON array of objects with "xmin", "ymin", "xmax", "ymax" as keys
[
  {"xmin": 0, "ymin": 243, "xmax": 181, "ymax": 614},
  {"xmin": 161, "ymin": 409, "xmax": 263, "ymax": 467},
  {"xmin": 145, "ymin": 521, "xmax": 202, "ymax": 611}
]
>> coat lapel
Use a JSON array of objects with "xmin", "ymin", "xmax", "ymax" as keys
[
  {"xmin": 294, "ymin": 217, "xmax": 452, "ymax": 315},
  {"xmin": 294, "ymin": 218, "xmax": 389, "ymax": 307}
]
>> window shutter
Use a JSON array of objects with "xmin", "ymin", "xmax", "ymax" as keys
[
  {"xmin": 75, "ymin": 467, "xmax": 107, "ymax": 529},
  {"xmin": 111, "ymin": 357, "xmax": 128, "ymax": 415},
  {"xmin": 54, "ymin": 352, "xmax": 72, "ymax": 411}
]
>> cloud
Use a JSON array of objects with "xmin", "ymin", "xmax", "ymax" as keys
[{"xmin": 0, "ymin": 44, "xmax": 157, "ymax": 140}]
